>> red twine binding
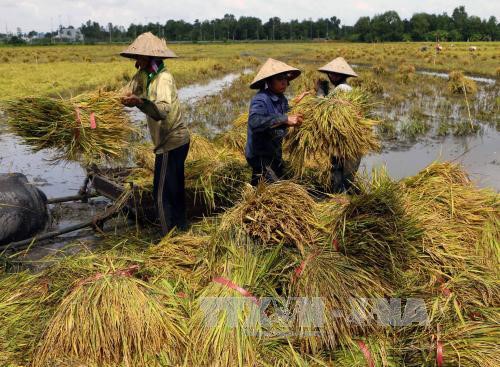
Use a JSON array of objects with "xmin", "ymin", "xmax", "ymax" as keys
[
  {"xmin": 437, "ymin": 277, "xmax": 452, "ymax": 297},
  {"xmin": 436, "ymin": 340, "xmax": 444, "ymax": 367},
  {"xmin": 357, "ymin": 341, "xmax": 375, "ymax": 367},
  {"xmin": 213, "ymin": 277, "xmax": 260, "ymax": 305},
  {"xmin": 292, "ymin": 251, "xmax": 319, "ymax": 283},
  {"xmin": 90, "ymin": 112, "xmax": 97, "ymax": 129},
  {"xmin": 332, "ymin": 238, "xmax": 340, "ymax": 251}
]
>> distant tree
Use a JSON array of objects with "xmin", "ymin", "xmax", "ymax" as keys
[{"xmin": 371, "ymin": 11, "xmax": 404, "ymax": 41}]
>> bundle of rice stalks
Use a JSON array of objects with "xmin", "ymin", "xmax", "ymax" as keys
[
  {"xmin": 258, "ymin": 339, "xmax": 333, "ymax": 367},
  {"xmin": 132, "ymin": 141, "xmax": 155, "ymax": 172},
  {"xmin": 143, "ymin": 232, "xmax": 211, "ymax": 291},
  {"xmin": 291, "ymin": 68, "xmax": 327, "ymax": 95},
  {"xmin": 398, "ymin": 64, "xmax": 416, "ymax": 83},
  {"xmin": 284, "ymin": 90, "xmax": 380, "ymax": 187},
  {"xmin": 0, "ymin": 271, "xmax": 56, "ymax": 365},
  {"xmin": 289, "ymin": 245, "xmax": 391, "ymax": 353},
  {"xmin": 216, "ymin": 113, "xmax": 248, "ymax": 155},
  {"xmin": 185, "ymin": 148, "xmax": 251, "ymax": 211},
  {"xmin": 188, "ymin": 244, "xmax": 291, "ymax": 367},
  {"xmin": 329, "ymin": 170, "xmax": 422, "ymax": 283},
  {"xmin": 372, "ymin": 64, "xmax": 388, "ymax": 75},
  {"xmin": 217, "ymin": 181, "xmax": 323, "ymax": 255},
  {"xmin": 3, "ymin": 91, "xmax": 138, "ymax": 166},
  {"xmin": 350, "ymin": 73, "xmax": 384, "ymax": 94},
  {"xmin": 401, "ymin": 263, "xmax": 500, "ymax": 328},
  {"xmin": 402, "ymin": 162, "xmax": 499, "ymax": 274},
  {"xmin": 402, "ymin": 322, "xmax": 500, "ymax": 367},
  {"xmin": 187, "ymin": 133, "xmax": 219, "ymax": 162},
  {"xmin": 332, "ymin": 336, "xmax": 402, "ymax": 367},
  {"xmin": 33, "ymin": 267, "xmax": 186, "ymax": 367},
  {"xmin": 448, "ymin": 70, "xmax": 478, "ymax": 95}
]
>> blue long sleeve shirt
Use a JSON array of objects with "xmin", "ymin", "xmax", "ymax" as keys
[{"xmin": 245, "ymin": 89, "xmax": 289, "ymax": 160}]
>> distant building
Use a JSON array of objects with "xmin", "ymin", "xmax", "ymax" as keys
[{"xmin": 54, "ymin": 27, "xmax": 84, "ymax": 42}]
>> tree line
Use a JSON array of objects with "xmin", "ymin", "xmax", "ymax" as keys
[{"xmin": 6, "ymin": 6, "xmax": 500, "ymax": 44}]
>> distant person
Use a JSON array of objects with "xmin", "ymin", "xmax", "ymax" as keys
[
  {"xmin": 120, "ymin": 32, "xmax": 190, "ymax": 233},
  {"xmin": 246, "ymin": 58, "xmax": 303, "ymax": 186},
  {"xmin": 295, "ymin": 57, "xmax": 360, "ymax": 193}
]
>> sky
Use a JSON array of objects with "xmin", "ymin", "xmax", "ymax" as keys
[{"xmin": 0, "ymin": 0, "xmax": 498, "ymax": 33}]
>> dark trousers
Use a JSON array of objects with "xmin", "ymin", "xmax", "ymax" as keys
[
  {"xmin": 330, "ymin": 156, "xmax": 361, "ymax": 193},
  {"xmin": 246, "ymin": 156, "xmax": 285, "ymax": 186},
  {"xmin": 153, "ymin": 142, "xmax": 189, "ymax": 234}
]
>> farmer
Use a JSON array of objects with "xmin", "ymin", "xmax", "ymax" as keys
[
  {"xmin": 246, "ymin": 58, "xmax": 303, "ymax": 186},
  {"xmin": 120, "ymin": 32, "xmax": 190, "ymax": 233},
  {"xmin": 295, "ymin": 57, "xmax": 360, "ymax": 193}
]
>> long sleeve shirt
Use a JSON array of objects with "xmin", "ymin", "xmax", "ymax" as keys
[
  {"xmin": 245, "ymin": 89, "xmax": 289, "ymax": 160},
  {"xmin": 125, "ymin": 68, "xmax": 189, "ymax": 154}
]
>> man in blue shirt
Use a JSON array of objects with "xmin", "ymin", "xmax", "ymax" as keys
[{"xmin": 246, "ymin": 58, "xmax": 303, "ymax": 186}]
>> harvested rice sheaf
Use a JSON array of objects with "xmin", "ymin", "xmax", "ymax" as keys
[
  {"xmin": 130, "ymin": 135, "xmax": 250, "ymax": 212},
  {"xmin": 188, "ymin": 244, "xmax": 291, "ymax": 367},
  {"xmin": 33, "ymin": 268, "xmax": 186, "ymax": 367},
  {"xmin": 402, "ymin": 162, "xmax": 499, "ymax": 274},
  {"xmin": 448, "ymin": 70, "xmax": 478, "ymax": 95},
  {"xmin": 0, "ymin": 271, "xmax": 55, "ymax": 365},
  {"xmin": 3, "ymin": 91, "xmax": 138, "ymax": 166},
  {"xmin": 331, "ymin": 336, "xmax": 402, "ymax": 367},
  {"xmin": 185, "ymin": 148, "xmax": 251, "ymax": 211},
  {"xmin": 402, "ymin": 322, "xmax": 500, "ymax": 367},
  {"xmin": 330, "ymin": 170, "xmax": 422, "ymax": 283},
  {"xmin": 144, "ymin": 232, "xmax": 211, "ymax": 291},
  {"xmin": 217, "ymin": 181, "xmax": 323, "ymax": 255},
  {"xmin": 285, "ymin": 90, "xmax": 380, "ymax": 187},
  {"xmin": 289, "ymin": 245, "xmax": 391, "ymax": 353},
  {"xmin": 216, "ymin": 112, "xmax": 248, "ymax": 155}
]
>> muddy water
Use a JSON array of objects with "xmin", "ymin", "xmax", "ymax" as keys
[{"xmin": 362, "ymin": 125, "xmax": 500, "ymax": 189}]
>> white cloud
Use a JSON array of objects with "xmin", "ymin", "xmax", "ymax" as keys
[{"xmin": 0, "ymin": 0, "xmax": 497, "ymax": 33}]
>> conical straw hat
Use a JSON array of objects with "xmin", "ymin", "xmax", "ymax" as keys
[
  {"xmin": 250, "ymin": 58, "xmax": 301, "ymax": 89},
  {"xmin": 318, "ymin": 57, "xmax": 358, "ymax": 77},
  {"xmin": 120, "ymin": 32, "xmax": 177, "ymax": 59}
]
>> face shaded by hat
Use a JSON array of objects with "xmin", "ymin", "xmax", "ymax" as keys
[
  {"xmin": 318, "ymin": 57, "xmax": 358, "ymax": 78},
  {"xmin": 120, "ymin": 32, "xmax": 178, "ymax": 60},
  {"xmin": 250, "ymin": 58, "xmax": 301, "ymax": 90}
]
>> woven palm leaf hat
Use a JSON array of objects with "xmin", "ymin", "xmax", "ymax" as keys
[
  {"xmin": 120, "ymin": 32, "xmax": 178, "ymax": 59},
  {"xmin": 250, "ymin": 58, "xmax": 301, "ymax": 89},
  {"xmin": 318, "ymin": 57, "xmax": 358, "ymax": 77}
]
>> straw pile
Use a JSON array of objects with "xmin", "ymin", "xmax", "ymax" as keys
[
  {"xmin": 33, "ymin": 266, "xmax": 186, "ymax": 367},
  {"xmin": 403, "ymin": 322, "xmax": 499, "ymax": 367},
  {"xmin": 289, "ymin": 245, "xmax": 391, "ymax": 353},
  {"xmin": 0, "ymin": 271, "xmax": 55, "ymax": 365},
  {"xmin": 331, "ymin": 337, "xmax": 401, "ymax": 366},
  {"xmin": 402, "ymin": 162, "xmax": 499, "ymax": 274},
  {"xmin": 330, "ymin": 170, "xmax": 422, "ymax": 282},
  {"xmin": 188, "ymin": 243, "xmax": 290, "ymax": 367},
  {"xmin": 350, "ymin": 73, "xmax": 384, "ymax": 94},
  {"xmin": 127, "ymin": 134, "xmax": 251, "ymax": 212},
  {"xmin": 217, "ymin": 181, "xmax": 323, "ymax": 255},
  {"xmin": 185, "ymin": 148, "xmax": 251, "ymax": 211},
  {"xmin": 144, "ymin": 232, "xmax": 210, "ymax": 291},
  {"xmin": 216, "ymin": 112, "xmax": 248, "ymax": 155},
  {"xmin": 1, "ymin": 160, "xmax": 498, "ymax": 367},
  {"xmin": 284, "ymin": 90, "xmax": 380, "ymax": 187},
  {"xmin": 3, "ymin": 91, "xmax": 138, "ymax": 166},
  {"xmin": 397, "ymin": 64, "xmax": 416, "ymax": 83},
  {"xmin": 448, "ymin": 70, "xmax": 478, "ymax": 95}
]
